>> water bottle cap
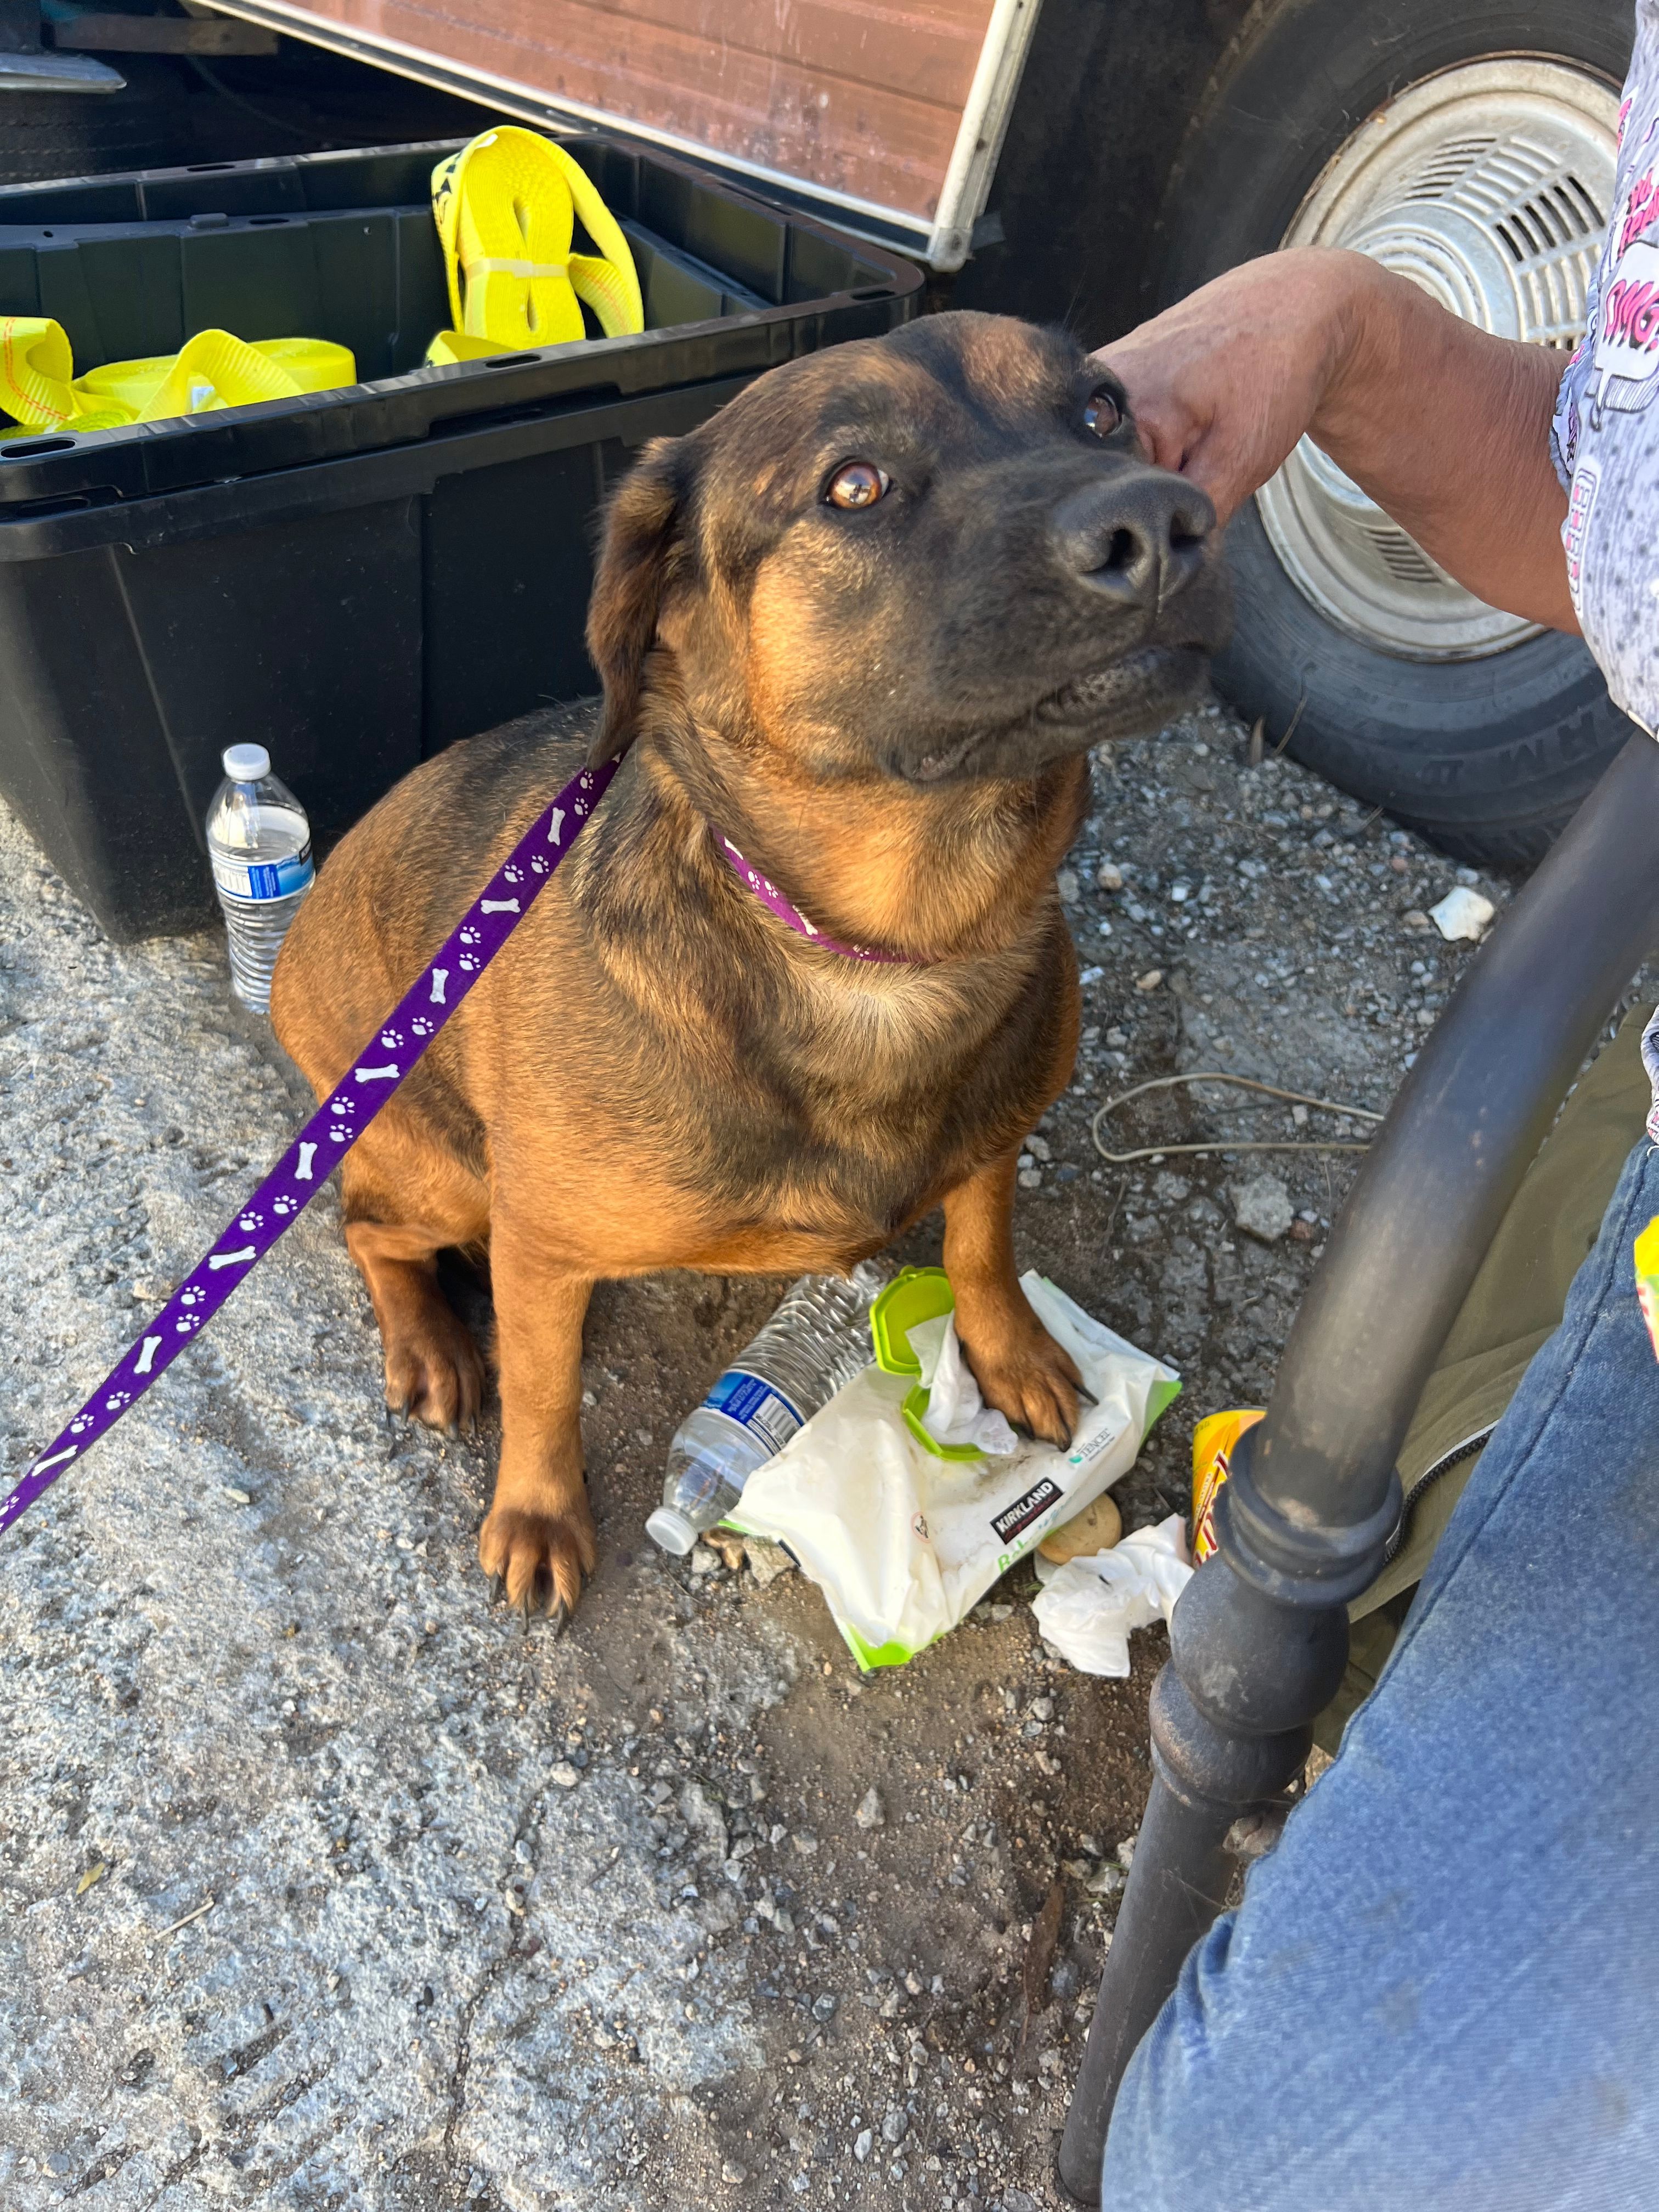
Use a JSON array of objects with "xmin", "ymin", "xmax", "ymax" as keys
[
  {"xmin": 645, "ymin": 1505, "xmax": 702, "ymax": 1556},
  {"xmin": 222, "ymin": 743, "xmax": 270, "ymax": 782}
]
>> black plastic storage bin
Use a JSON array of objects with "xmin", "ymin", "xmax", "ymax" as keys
[{"xmin": 0, "ymin": 136, "xmax": 921, "ymax": 938}]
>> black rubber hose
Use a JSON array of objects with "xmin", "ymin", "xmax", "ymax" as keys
[{"xmin": 1248, "ymin": 732, "xmax": 1659, "ymax": 1548}]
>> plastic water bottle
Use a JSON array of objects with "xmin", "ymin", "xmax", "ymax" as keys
[
  {"xmin": 206, "ymin": 743, "xmax": 315, "ymax": 1015},
  {"xmin": 647, "ymin": 1261, "xmax": 887, "ymax": 1555}
]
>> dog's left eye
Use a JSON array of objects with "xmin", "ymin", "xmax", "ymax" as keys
[
  {"xmin": 825, "ymin": 461, "xmax": 890, "ymax": 510},
  {"xmin": 1084, "ymin": 388, "xmax": 1122, "ymax": 438}
]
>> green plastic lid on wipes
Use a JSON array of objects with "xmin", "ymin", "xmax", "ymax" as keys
[
  {"xmin": 868, "ymin": 1266, "xmax": 955, "ymax": 1375},
  {"xmin": 868, "ymin": 1267, "xmax": 985, "ymax": 1463}
]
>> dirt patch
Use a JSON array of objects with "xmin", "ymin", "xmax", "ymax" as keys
[{"xmin": 1, "ymin": 695, "xmax": 1579, "ymax": 2211}]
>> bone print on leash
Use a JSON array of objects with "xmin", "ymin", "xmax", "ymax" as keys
[{"xmin": 0, "ymin": 760, "xmax": 619, "ymax": 1538}]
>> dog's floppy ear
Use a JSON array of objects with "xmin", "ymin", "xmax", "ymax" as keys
[{"xmin": 586, "ymin": 437, "xmax": 687, "ymax": 766}]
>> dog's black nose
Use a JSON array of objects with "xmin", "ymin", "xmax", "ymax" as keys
[{"xmin": 1052, "ymin": 472, "xmax": 1214, "ymax": 610}]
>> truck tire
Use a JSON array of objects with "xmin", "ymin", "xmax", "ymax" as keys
[{"xmin": 1156, "ymin": 0, "xmax": 1637, "ymax": 870}]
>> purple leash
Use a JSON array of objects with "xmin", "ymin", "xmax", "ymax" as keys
[
  {"xmin": 0, "ymin": 765, "xmax": 921, "ymax": 1539},
  {"xmin": 0, "ymin": 760, "xmax": 618, "ymax": 1537}
]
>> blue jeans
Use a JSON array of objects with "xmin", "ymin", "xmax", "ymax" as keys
[{"xmin": 1101, "ymin": 1137, "xmax": 1659, "ymax": 2212}]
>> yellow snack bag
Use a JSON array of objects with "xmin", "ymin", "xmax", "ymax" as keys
[
  {"xmin": 1191, "ymin": 1407, "xmax": 1265, "ymax": 1564},
  {"xmin": 1634, "ymin": 1215, "xmax": 1659, "ymax": 1363}
]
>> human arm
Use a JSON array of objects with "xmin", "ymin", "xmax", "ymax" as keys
[{"xmin": 1094, "ymin": 247, "xmax": 1576, "ymax": 633}]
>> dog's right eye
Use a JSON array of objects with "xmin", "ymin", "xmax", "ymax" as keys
[{"xmin": 825, "ymin": 461, "xmax": 890, "ymax": 511}]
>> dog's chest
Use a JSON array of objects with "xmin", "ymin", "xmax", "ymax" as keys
[{"xmin": 686, "ymin": 971, "xmax": 1052, "ymax": 1237}]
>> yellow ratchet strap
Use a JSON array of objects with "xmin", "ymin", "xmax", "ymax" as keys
[
  {"xmin": 426, "ymin": 126, "xmax": 644, "ymax": 365},
  {"xmin": 0, "ymin": 318, "xmax": 355, "ymax": 433}
]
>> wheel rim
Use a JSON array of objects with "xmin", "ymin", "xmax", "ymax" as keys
[{"xmin": 1256, "ymin": 59, "xmax": 1618, "ymax": 662}]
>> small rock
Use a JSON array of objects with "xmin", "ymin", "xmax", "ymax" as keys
[
  {"xmin": 721, "ymin": 2160, "xmax": 749, "ymax": 2185},
  {"xmin": 1134, "ymin": 968, "xmax": 1163, "ymax": 992},
  {"xmin": 854, "ymin": 2130, "xmax": 873, "ymax": 2163},
  {"xmin": 709, "ymin": 1530, "xmax": 747, "ymax": 1572},
  {"xmin": 1117, "ymin": 1832, "xmax": 1138, "ymax": 1869},
  {"xmin": 854, "ymin": 1787, "xmax": 885, "ymax": 1831},
  {"xmin": 550, "ymin": 1761, "xmax": 582, "ymax": 1790},
  {"xmin": 1025, "ymin": 1133, "xmax": 1052, "ymax": 1161},
  {"xmin": 1018, "ymin": 1167, "xmax": 1042, "ymax": 1190},
  {"xmin": 1004, "ymin": 2193, "xmax": 1040, "ymax": 2212},
  {"xmin": 1097, "ymin": 862, "xmax": 1124, "ymax": 891},
  {"xmin": 1105, "ymin": 1025, "xmax": 1128, "ymax": 1046},
  {"xmin": 1403, "ymin": 909, "xmax": 1431, "ymax": 932},
  {"xmin": 1429, "ymin": 885, "xmax": 1494, "ymax": 943},
  {"xmin": 881, "ymin": 2107, "xmax": 909, "ymax": 2145},
  {"xmin": 688, "ymin": 1543, "xmax": 719, "ymax": 1577},
  {"xmin": 222, "ymin": 1486, "xmax": 252, "ymax": 1506},
  {"xmin": 1233, "ymin": 1173, "xmax": 1294, "ymax": 1244},
  {"xmin": 744, "ymin": 1537, "xmax": 795, "ymax": 1587},
  {"xmin": 1056, "ymin": 868, "xmax": 1080, "ymax": 905},
  {"xmin": 1037, "ymin": 1489, "xmax": 1121, "ymax": 1564},
  {"xmin": 792, "ymin": 1831, "xmax": 819, "ymax": 1857}
]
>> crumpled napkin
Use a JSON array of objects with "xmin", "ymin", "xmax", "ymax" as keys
[
  {"xmin": 1030, "ymin": 1514, "xmax": 1193, "ymax": 1676},
  {"xmin": 904, "ymin": 1311, "xmax": 1020, "ymax": 1456}
]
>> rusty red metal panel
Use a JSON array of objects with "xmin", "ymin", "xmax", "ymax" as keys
[{"xmin": 264, "ymin": 0, "xmax": 996, "ymax": 222}]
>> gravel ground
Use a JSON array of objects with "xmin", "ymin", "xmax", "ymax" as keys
[{"xmin": 1, "ymin": 698, "xmax": 1526, "ymax": 2211}]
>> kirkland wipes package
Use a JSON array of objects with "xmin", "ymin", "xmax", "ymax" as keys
[{"xmin": 729, "ymin": 1272, "xmax": 1179, "ymax": 1669}]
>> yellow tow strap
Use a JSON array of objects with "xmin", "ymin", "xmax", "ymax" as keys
[
  {"xmin": 0, "ymin": 318, "xmax": 356, "ymax": 434},
  {"xmin": 425, "ymin": 127, "xmax": 644, "ymax": 365},
  {"xmin": 0, "ymin": 126, "xmax": 637, "ymax": 433}
]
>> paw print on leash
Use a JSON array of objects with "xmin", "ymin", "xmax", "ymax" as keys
[
  {"xmin": 503, "ymin": 864, "xmax": 524, "ymax": 885},
  {"xmin": 103, "ymin": 1389, "xmax": 131, "ymax": 1412},
  {"xmin": 458, "ymin": 952, "xmax": 479, "ymax": 973},
  {"xmin": 379, "ymin": 1028, "xmax": 405, "ymax": 1052},
  {"xmin": 330, "ymin": 1098, "xmax": 356, "ymax": 1120},
  {"xmin": 69, "ymin": 1411, "xmax": 95, "ymax": 1435},
  {"xmin": 459, "ymin": 926, "xmax": 482, "ymax": 947},
  {"xmin": 178, "ymin": 1285, "xmax": 205, "ymax": 1309},
  {"xmin": 529, "ymin": 855, "xmax": 549, "ymax": 876},
  {"xmin": 409, "ymin": 1015, "xmax": 434, "ymax": 1038},
  {"xmin": 238, "ymin": 1210, "xmax": 264, "ymax": 1234},
  {"xmin": 272, "ymin": 1193, "xmax": 298, "ymax": 1218}
]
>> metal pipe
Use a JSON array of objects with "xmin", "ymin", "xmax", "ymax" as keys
[
  {"xmin": 1244, "ymin": 733, "xmax": 1659, "ymax": 1564},
  {"xmin": 1058, "ymin": 735, "xmax": 1659, "ymax": 2205}
]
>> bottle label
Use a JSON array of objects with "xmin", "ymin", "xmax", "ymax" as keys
[
  {"xmin": 211, "ymin": 843, "xmax": 315, "ymax": 903},
  {"xmin": 704, "ymin": 1368, "xmax": 804, "ymax": 1455}
]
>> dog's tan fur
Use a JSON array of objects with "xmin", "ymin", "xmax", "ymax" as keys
[{"xmin": 272, "ymin": 312, "xmax": 1226, "ymax": 1622}]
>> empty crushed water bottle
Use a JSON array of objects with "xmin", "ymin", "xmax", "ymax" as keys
[
  {"xmin": 647, "ymin": 1260, "xmax": 888, "ymax": 1555},
  {"xmin": 206, "ymin": 743, "xmax": 315, "ymax": 1015}
]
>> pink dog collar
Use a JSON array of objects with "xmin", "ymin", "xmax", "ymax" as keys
[{"xmin": 716, "ymin": 834, "xmax": 924, "ymax": 966}]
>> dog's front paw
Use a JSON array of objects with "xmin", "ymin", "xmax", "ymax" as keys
[
  {"xmin": 478, "ymin": 1494, "xmax": 596, "ymax": 1628},
  {"xmin": 961, "ymin": 1317, "xmax": 1081, "ymax": 1451},
  {"xmin": 383, "ymin": 1305, "xmax": 487, "ymax": 1434}
]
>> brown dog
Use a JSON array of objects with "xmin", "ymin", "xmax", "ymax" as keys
[{"xmin": 270, "ymin": 311, "xmax": 1228, "ymax": 1624}]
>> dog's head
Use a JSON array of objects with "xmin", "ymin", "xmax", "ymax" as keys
[{"xmin": 587, "ymin": 310, "xmax": 1231, "ymax": 786}]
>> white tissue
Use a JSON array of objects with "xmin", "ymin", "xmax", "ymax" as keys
[
  {"xmin": 905, "ymin": 1311, "xmax": 1020, "ymax": 1456},
  {"xmin": 1030, "ymin": 1514, "xmax": 1193, "ymax": 1677}
]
